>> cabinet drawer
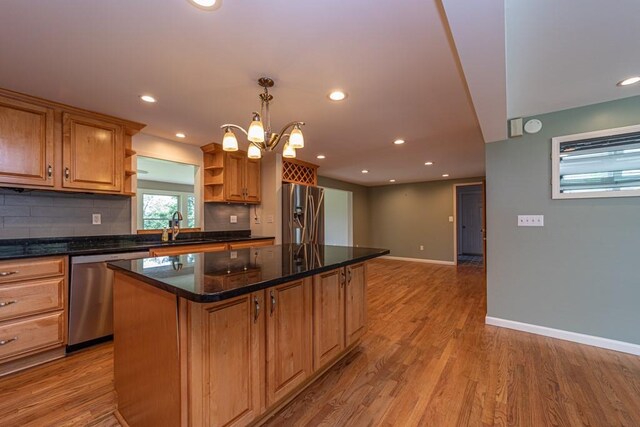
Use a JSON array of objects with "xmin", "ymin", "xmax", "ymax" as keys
[
  {"xmin": 0, "ymin": 257, "xmax": 65, "ymax": 284},
  {"xmin": 150, "ymin": 243, "xmax": 227, "ymax": 257},
  {"xmin": 0, "ymin": 312, "xmax": 64, "ymax": 362},
  {"xmin": 228, "ymin": 239, "xmax": 274, "ymax": 250},
  {"xmin": 0, "ymin": 277, "xmax": 64, "ymax": 322}
]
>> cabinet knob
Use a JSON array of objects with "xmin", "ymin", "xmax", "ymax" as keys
[
  {"xmin": 64, "ymin": 167, "xmax": 70, "ymax": 180},
  {"xmin": 47, "ymin": 164, "xmax": 53, "ymax": 178}
]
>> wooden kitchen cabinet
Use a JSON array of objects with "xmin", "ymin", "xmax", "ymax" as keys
[
  {"xmin": 313, "ymin": 268, "xmax": 345, "ymax": 370},
  {"xmin": 0, "ymin": 88, "xmax": 144, "ymax": 195},
  {"xmin": 62, "ymin": 112, "xmax": 123, "ymax": 192},
  {"xmin": 266, "ymin": 277, "xmax": 313, "ymax": 406},
  {"xmin": 0, "ymin": 94, "xmax": 55, "ymax": 187},
  {"xmin": 227, "ymin": 239, "xmax": 274, "ymax": 250},
  {"xmin": 149, "ymin": 242, "xmax": 227, "ymax": 257},
  {"xmin": 201, "ymin": 143, "xmax": 261, "ymax": 204},
  {"xmin": 345, "ymin": 262, "xmax": 367, "ymax": 346},
  {"xmin": 0, "ymin": 256, "xmax": 67, "ymax": 377},
  {"xmin": 189, "ymin": 291, "xmax": 266, "ymax": 427}
]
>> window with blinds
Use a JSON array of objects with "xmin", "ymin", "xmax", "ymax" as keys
[{"xmin": 552, "ymin": 124, "xmax": 640, "ymax": 199}]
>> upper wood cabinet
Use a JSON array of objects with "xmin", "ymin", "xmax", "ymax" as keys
[
  {"xmin": 62, "ymin": 113, "xmax": 123, "ymax": 192},
  {"xmin": 0, "ymin": 95, "xmax": 54, "ymax": 187},
  {"xmin": 266, "ymin": 277, "xmax": 313, "ymax": 406},
  {"xmin": 201, "ymin": 143, "xmax": 261, "ymax": 204},
  {"xmin": 0, "ymin": 88, "xmax": 144, "ymax": 195}
]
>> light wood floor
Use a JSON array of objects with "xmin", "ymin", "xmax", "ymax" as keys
[{"xmin": 1, "ymin": 259, "xmax": 639, "ymax": 426}]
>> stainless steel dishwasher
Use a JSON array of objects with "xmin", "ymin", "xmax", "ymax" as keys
[{"xmin": 68, "ymin": 251, "xmax": 149, "ymax": 352}]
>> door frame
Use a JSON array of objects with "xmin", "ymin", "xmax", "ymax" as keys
[{"xmin": 453, "ymin": 182, "xmax": 484, "ymax": 266}]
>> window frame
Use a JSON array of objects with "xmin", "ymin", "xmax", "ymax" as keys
[{"xmin": 137, "ymin": 188, "xmax": 198, "ymax": 230}]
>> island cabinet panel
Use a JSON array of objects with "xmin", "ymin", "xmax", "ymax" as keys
[
  {"xmin": 345, "ymin": 262, "xmax": 368, "ymax": 346},
  {"xmin": 62, "ymin": 112, "xmax": 123, "ymax": 192},
  {"xmin": 188, "ymin": 291, "xmax": 265, "ymax": 427},
  {"xmin": 313, "ymin": 268, "xmax": 345, "ymax": 370},
  {"xmin": 0, "ymin": 95, "xmax": 54, "ymax": 187},
  {"xmin": 266, "ymin": 277, "xmax": 313, "ymax": 406}
]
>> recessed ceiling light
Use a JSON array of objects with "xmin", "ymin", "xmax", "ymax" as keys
[
  {"xmin": 328, "ymin": 91, "xmax": 347, "ymax": 101},
  {"xmin": 176, "ymin": 133, "xmax": 186, "ymax": 138},
  {"xmin": 617, "ymin": 76, "xmax": 640, "ymax": 86},
  {"xmin": 140, "ymin": 95, "xmax": 157, "ymax": 103},
  {"xmin": 425, "ymin": 161, "xmax": 433, "ymax": 166},
  {"xmin": 442, "ymin": 174, "xmax": 449, "ymax": 177},
  {"xmin": 393, "ymin": 139, "xmax": 405, "ymax": 145},
  {"xmin": 316, "ymin": 154, "xmax": 326, "ymax": 159},
  {"xmin": 361, "ymin": 169, "xmax": 369, "ymax": 174},
  {"xmin": 187, "ymin": 0, "xmax": 222, "ymax": 11},
  {"xmin": 389, "ymin": 179, "xmax": 396, "ymax": 183}
]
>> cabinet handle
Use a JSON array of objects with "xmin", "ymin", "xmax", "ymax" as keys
[
  {"xmin": 270, "ymin": 290, "xmax": 276, "ymax": 316},
  {"xmin": 0, "ymin": 300, "xmax": 17, "ymax": 308},
  {"xmin": 47, "ymin": 164, "xmax": 53, "ymax": 178},
  {"xmin": 64, "ymin": 167, "xmax": 70, "ymax": 180},
  {"xmin": 0, "ymin": 337, "xmax": 18, "ymax": 346},
  {"xmin": 254, "ymin": 297, "xmax": 260, "ymax": 323},
  {"xmin": 347, "ymin": 268, "xmax": 352, "ymax": 284},
  {"xmin": 0, "ymin": 271, "xmax": 18, "ymax": 277},
  {"xmin": 340, "ymin": 270, "xmax": 346, "ymax": 287}
]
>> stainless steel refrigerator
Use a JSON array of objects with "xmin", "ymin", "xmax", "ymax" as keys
[{"xmin": 282, "ymin": 183, "xmax": 325, "ymax": 244}]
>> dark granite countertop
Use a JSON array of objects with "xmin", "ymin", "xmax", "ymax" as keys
[
  {"xmin": 108, "ymin": 244, "xmax": 389, "ymax": 303},
  {"xmin": 0, "ymin": 231, "xmax": 274, "ymax": 260}
]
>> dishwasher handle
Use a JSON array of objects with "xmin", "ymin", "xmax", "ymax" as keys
[{"xmin": 71, "ymin": 251, "xmax": 151, "ymax": 264}]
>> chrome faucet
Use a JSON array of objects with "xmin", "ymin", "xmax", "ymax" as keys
[{"xmin": 171, "ymin": 211, "xmax": 183, "ymax": 241}]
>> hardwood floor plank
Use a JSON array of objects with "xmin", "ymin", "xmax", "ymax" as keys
[{"xmin": 1, "ymin": 259, "xmax": 639, "ymax": 426}]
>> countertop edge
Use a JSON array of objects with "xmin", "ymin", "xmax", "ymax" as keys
[{"xmin": 109, "ymin": 248, "xmax": 390, "ymax": 303}]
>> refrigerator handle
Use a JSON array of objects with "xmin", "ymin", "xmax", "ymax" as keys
[
  {"xmin": 314, "ymin": 190, "xmax": 324, "ymax": 244},
  {"xmin": 307, "ymin": 195, "xmax": 315, "ymax": 243}
]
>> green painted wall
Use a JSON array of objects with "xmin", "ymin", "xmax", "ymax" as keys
[
  {"xmin": 369, "ymin": 178, "xmax": 483, "ymax": 261},
  {"xmin": 486, "ymin": 95, "xmax": 640, "ymax": 345}
]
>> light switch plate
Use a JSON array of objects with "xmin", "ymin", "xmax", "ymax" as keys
[
  {"xmin": 267, "ymin": 215, "xmax": 274, "ymax": 223},
  {"xmin": 518, "ymin": 215, "xmax": 544, "ymax": 227},
  {"xmin": 92, "ymin": 213, "xmax": 101, "ymax": 225},
  {"xmin": 448, "ymin": 216, "xmax": 454, "ymax": 222},
  {"xmin": 230, "ymin": 215, "xmax": 238, "ymax": 224}
]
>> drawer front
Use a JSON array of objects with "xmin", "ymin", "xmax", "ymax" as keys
[
  {"xmin": 0, "ymin": 257, "xmax": 65, "ymax": 284},
  {"xmin": 228, "ymin": 239, "xmax": 274, "ymax": 250},
  {"xmin": 150, "ymin": 243, "xmax": 227, "ymax": 257},
  {"xmin": 0, "ymin": 277, "xmax": 64, "ymax": 322},
  {"xmin": 0, "ymin": 312, "xmax": 64, "ymax": 361}
]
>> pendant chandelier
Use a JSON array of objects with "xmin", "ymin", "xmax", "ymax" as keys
[{"xmin": 220, "ymin": 77, "xmax": 305, "ymax": 159}]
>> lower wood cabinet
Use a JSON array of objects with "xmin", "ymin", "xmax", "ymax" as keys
[
  {"xmin": 345, "ymin": 263, "xmax": 368, "ymax": 346},
  {"xmin": 266, "ymin": 278, "xmax": 313, "ymax": 406},
  {"xmin": 313, "ymin": 268, "xmax": 345, "ymax": 370}
]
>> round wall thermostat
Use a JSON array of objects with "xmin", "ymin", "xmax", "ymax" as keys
[{"xmin": 524, "ymin": 119, "xmax": 542, "ymax": 134}]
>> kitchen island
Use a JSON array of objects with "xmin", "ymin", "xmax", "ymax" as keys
[{"xmin": 108, "ymin": 244, "xmax": 388, "ymax": 427}]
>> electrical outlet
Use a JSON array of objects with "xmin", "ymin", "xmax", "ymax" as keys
[
  {"xmin": 92, "ymin": 213, "xmax": 101, "ymax": 225},
  {"xmin": 448, "ymin": 216, "xmax": 454, "ymax": 222},
  {"xmin": 230, "ymin": 215, "xmax": 238, "ymax": 224},
  {"xmin": 230, "ymin": 251, "xmax": 238, "ymax": 259},
  {"xmin": 517, "ymin": 215, "xmax": 544, "ymax": 227},
  {"xmin": 419, "ymin": 245, "xmax": 424, "ymax": 251}
]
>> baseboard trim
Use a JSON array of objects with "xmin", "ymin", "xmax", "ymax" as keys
[
  {"xmin": 380, "ymin": 255, "xmax": 455, "ymax": 265},
  {"xmin": 485, "ymin": 316, "xmax": 640, "ymax": 356}
]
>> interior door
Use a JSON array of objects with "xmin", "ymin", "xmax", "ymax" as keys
[
  {"xmin": 62, "ymin": 113, "xmax": 122, "ymax": 192},
  {"xmin": 0, "ymin": 96, "xmax": 54, "ymax": 187},
  {"xmin": 461, "ymin": 192, "xmax": 483, "ymax": 255}
]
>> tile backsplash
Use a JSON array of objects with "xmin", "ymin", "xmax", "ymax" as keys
[
  {"xmin": 204, "ymin": 203, "xmax": 250, "ymax": 231},
  {"xmin": 0, "ymin": 189, "xmax": 131, "ymax": 239}
]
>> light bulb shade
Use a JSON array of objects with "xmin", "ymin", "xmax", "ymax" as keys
[
  {"xmin": 282, "ymin": 142, "xmax": 296, "ymax": 159},
  {"xmin": 222, "ymin": 129, "xmax": 239, "ymax": 151},
  {"xmin": 247, "ymin": 144, "xmax": 262, "ymax": 159},
  {"xmin": 289, "ymin": 125, "xmax": 304, "ymax": 149},
  {"xmin": 247, "ymin": 117, "xmax": 265, "ymax": 143}
]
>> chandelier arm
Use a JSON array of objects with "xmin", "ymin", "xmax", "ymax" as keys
[
  {"xmin": 220, "ymin": 124, "xmax": 248, "ymax": 136},
  {"xmin": 267, "ymin": 121, "xmax": 305, "ymax": 150}
]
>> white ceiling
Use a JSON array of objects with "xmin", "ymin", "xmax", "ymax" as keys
[
  {"xmin": 137, "ymin": 156, "xmax": 195, "ymax": 186},
  {"xmin": 506, "ymin": 0, "xmax": 640, "ymax": 119},
  {"xmin": 0, "ymin": 0, "xmax": 486, "ymax": 186}
]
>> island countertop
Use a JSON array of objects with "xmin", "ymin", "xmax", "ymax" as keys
[{"xmin": 108, "ymin": 244, "xmax": 389, "ymax": 302}]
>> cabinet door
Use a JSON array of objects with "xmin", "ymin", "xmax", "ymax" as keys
[
  {"xmin": 266, "ymin": 278, "xmax": 313, "ymax": 406},
  {"xmin": 200, "ymin": 291, "xmax": 265, "ymax": 427},
  {"xmin": 62, "ymin": 113, "xmax": 123, "ymax": 192},
  {"xmin": 224, "ymin": 151, "xmax": 245, "ymax": 202},
  {"xmin": 244, "ymin": 157, "xmax": 261, "ymax": 203},
  {"xmin": 0, "ymin": 95, "xmax": 54, "ymax": 187},
  {"xmin": 313, "ymin": 268, "xmax": 345, "ymax": 370},
  {"xmin": 345, "ymin": 262, "xmax": 367, "ymax": 346}
]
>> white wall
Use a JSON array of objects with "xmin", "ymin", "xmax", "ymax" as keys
[{"xmin": 323, "ymin": 187, "xmax": 352, "ymax": 246}]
